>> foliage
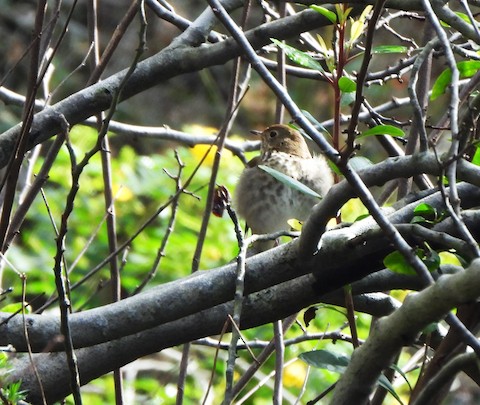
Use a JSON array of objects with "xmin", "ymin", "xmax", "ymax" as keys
[
  {"xmin": 0, "ymin": 353, "xmax": 27, "ymax": 403},
  {"xmin": 0, "ymin": 1, "xmax": 480, "ymax": 404}
]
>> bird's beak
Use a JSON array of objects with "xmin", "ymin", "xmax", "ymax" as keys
[{"xmin": 250, "ymin": 130, "xmax": 262, "ymax": 136}]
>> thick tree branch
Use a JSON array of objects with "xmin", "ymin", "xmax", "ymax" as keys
[
  {"xmin": 1, "ymin": 157, "xmax": 480, "ymax": 353},
  {"xmin": 4, "ymin": 266, "xmax": 458, "ymax": 404},
  {"xmin": 332, "ymin": 259, "xmax": 480, "ymax": 404},
  {"xmin": 0, "ymin": 8, "xmax": 335, "ymax": 168}
]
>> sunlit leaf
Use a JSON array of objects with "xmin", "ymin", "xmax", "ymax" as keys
[
  {"xmin": 287, "ymin": 218, "xmax": 303, "ymax": 231},
  {"xmin": 310, "ymin": 5, "xmax": 337, "ymax": 24},
  {"xmin": 340, "ymin": 198, "xmax": 368, "ymax": 223},
  {"xmin": 335, "ymin": 5, "xmax": 352, "ymax": 24},
  {"xmin": 384, "ymin": 248, "xmax": 440, "ymax": 274},
  {"xmin": 316, "ymin": 33, "xmax": 330, "ymax": 56},
  {"xmin": 472, "ymin": 145, "xmax": 480, "ymax": 166},
  {"xmin": 283, "ymin": 361, "xmax": 308, "ymax": 389},
  {"xmin": 258, "ymin": 165, "xmax": 322, "ymax": 199},
  {"xmin": 1, "ymin": 302, "xmax": 28, "ymax": 313},
  {"xmin": 359, "ymin": 5, "xmax": 373, "ymax": 22},
  {"xmin": 413, "ymin": 202, "xmax": 437, "ymax": 221},
  {"xmin": 440, "ymin": 12, "xmax": 472, "ymax": 28},
  {"xmin": 372, "ymin": 45, "xmax": 409, "ymax": 54},
  {"xmin": 349, "ymin": 5, "xmax": 373, "ymax": 42},
  {"xmin": 359, "ymin": 125, "xmax": 405, "ymax": 138},
  {"xmin": 431, "ymin": 69, "xmax": 452, "ymax": 100},
  {"xmin": 350, "ymin": 18, "xmax": 364, "ymax": 43},
  {"xmin": 384, "ymin": 251, "xmax": 416, "ymax": 275},
  {"xmin": 271, "ymin": 39, "xmax": 324, "ymax": 72},
  {"xmin": 439, "ymin": 251, "xmax": 462, "ymax": 267}
]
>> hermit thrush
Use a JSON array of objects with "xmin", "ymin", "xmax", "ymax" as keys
[{"xmin": 235, "ymin": 124, "xmax": 333, "ymax": 251}]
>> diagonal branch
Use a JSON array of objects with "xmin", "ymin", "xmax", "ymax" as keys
[{"xmin": 0, "ymin": 7, "xmax": 336, "ymax": 169}]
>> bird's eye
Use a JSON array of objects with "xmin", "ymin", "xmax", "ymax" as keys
[{"xmin": 269, "ymin": 130, "xmax": 278, "ymax": 138}]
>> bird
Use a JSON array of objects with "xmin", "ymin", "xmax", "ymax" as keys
[{"xmin": 234, "ymin": 124, "xmax": 333, "ymax": 252}]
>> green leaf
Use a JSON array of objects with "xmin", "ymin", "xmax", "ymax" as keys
[
  {"xmin": 338, "ymin": 76, "xmax": 356, "ymax": 92},
  {"xmin": 423, "ymin": 247, "xmax": 440, "ymax": 272},
  {"xmin": 271, "ymin": 39, "xmax": 324, "ymax": 72},
  {"xmin": 359, "ymin": 125, "xmax": 405, "ymax": 138},
  {"xmin": 454, "ymin": 60, "xmax": 480, "ymax": 77},
  {"xmin": 299, "ymin": 349, "xmax": 350, "ymax": 373},
  {"xmin": 385, "ymin": 248, "xmax": 440, "ymax": 275},
  {"xmin": 384, "ymin": 251, "xmax": 416, "ymax": 275},
  {"xmin": 310, "ymin": 5, "xmax": 337, "ymax": 24},
  {"xmin": 431, "ymin": 69, "xmax": 452, "ymax": 100},
  {"xmin": 355, "ymin": 213, "xmax": 370, "ymax": 221},
  {"xmin": 1, "ymin": 302, "xmax": 27, "ymax": 313},
  {"xmin": 372, "ymin": 45, "xmax": 409, "ymax": 54},
  {"xmin": 341, "ymin": 90, "xmax": 356, "ymax": 107},
  {"xmin": 349, "ymin": 156, "xmax": 373, "ymax": 171},
  {"xmin": 413, "ymin": 203, "xmax": 437, "ymax": 221},
  {"xmin": 350, "ymin": 18, "xmax": 364, "ymax": 43},
  {"xmin": 336, "ymin": 4, "xmax": 352, "ymax": 24},
  {"xmin": 378, "ymin": 374, "xmax": 404, "ymax": 405},
  {"xmin": 440, "ymin": 12, "xmax": 472, "ymax": 28},
  {"xmin": 258, "ymin": 165, "xmax": 322, "ymax": 199},
  {"xmin": 422, "ymin": 322, "xmax": 439, "ymax": 335},
  {"xmin": 315, "ymin": 33, "xmax": 331, "ymax": 57},
  {"xmin": 348, "ymin": 8, "xmax": 371, "ymax": 45},
  {"xmin": 472, "ymin": 145, "xmax": 480, "ymax": 166},
  {"xmin": 389, "ymin": 364, "xmax": 413, "ymax": 391},
  {"xmin": 410, "ymin": 215, "xmax": 434, "ymax": 226},
  {"xmin": 328, "ymin": 160, "xmax": 341, "ymax": 176},
  {"xmin": 301, "ymin": 349, "xmax": 405, "ymax": 404},
  {"xmin": 431, "ymin": 61, "xmax": 480, "ymax": 100},
  {"xmin": 439, "ymin": 251, "xmax": 463, "ymax": 267}
]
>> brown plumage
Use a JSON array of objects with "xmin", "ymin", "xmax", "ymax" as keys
[{"xmin": 235, "ymin": 124, "xmax": 333, "ymax": 251}]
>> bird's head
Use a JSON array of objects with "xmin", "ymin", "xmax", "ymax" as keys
[{"xmin": 252, "ymin": 124, "xmax": 312, "ymax": 159}]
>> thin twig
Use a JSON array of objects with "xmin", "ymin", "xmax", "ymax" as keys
[
  {"xmin": 87, "ymin": 1, "xmax": 138, "ymax": 85},
  {"xmin": 231, "ymin": 315, "xmax": 297, "ymax": 400},
  {"xmin": 21, "ymin": 274, "xmax": 47, "ymax": 405},
  {"xmin": 273, "ymin": 320, "xmax": 284, "ymax": 404},
  {"xmin": 426, "ymin": 0, "xmax": 480, "ymax": 258},
  {"xmin": 87, "ymin": 0, "xmax": 124, "ymax": 402},
  {"xmin": 209, "ymin": 0, "xmax": 480, "ymax": 362},
  {"xmin": 273, "ymin": 4, "xmax": 287, "ymax": 400},
  {"xmin": 0, "ymin": 0, "xmax": 47, "ymax": 251},
  {"xmin": 224, "ymin": 199, "xmax": 246, "ymax": 404},
  {"xmin": 133, "ymin": 151, "xmax": 184, "ymax": 294},
  {"xmin": 49, "ymin": 3, "xmax": 147, "ymax": 402},
  {"xmin": 201, "ymin": 319, "xmax": 230, "ymax": 405},
  {"xmin": 344, "ymin": 0, "xmax": 387, "ymax": 160},
  {"xmin": 194, "ymin": 330, "xmax": 362, "ymax": 350},
  {"xmin": 4, "ymin": 133, "xmax": 64, "ymax": 249},
  {"xmin": 182, "ymin": 3, "xmax": 252, "ymax": 402}
]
